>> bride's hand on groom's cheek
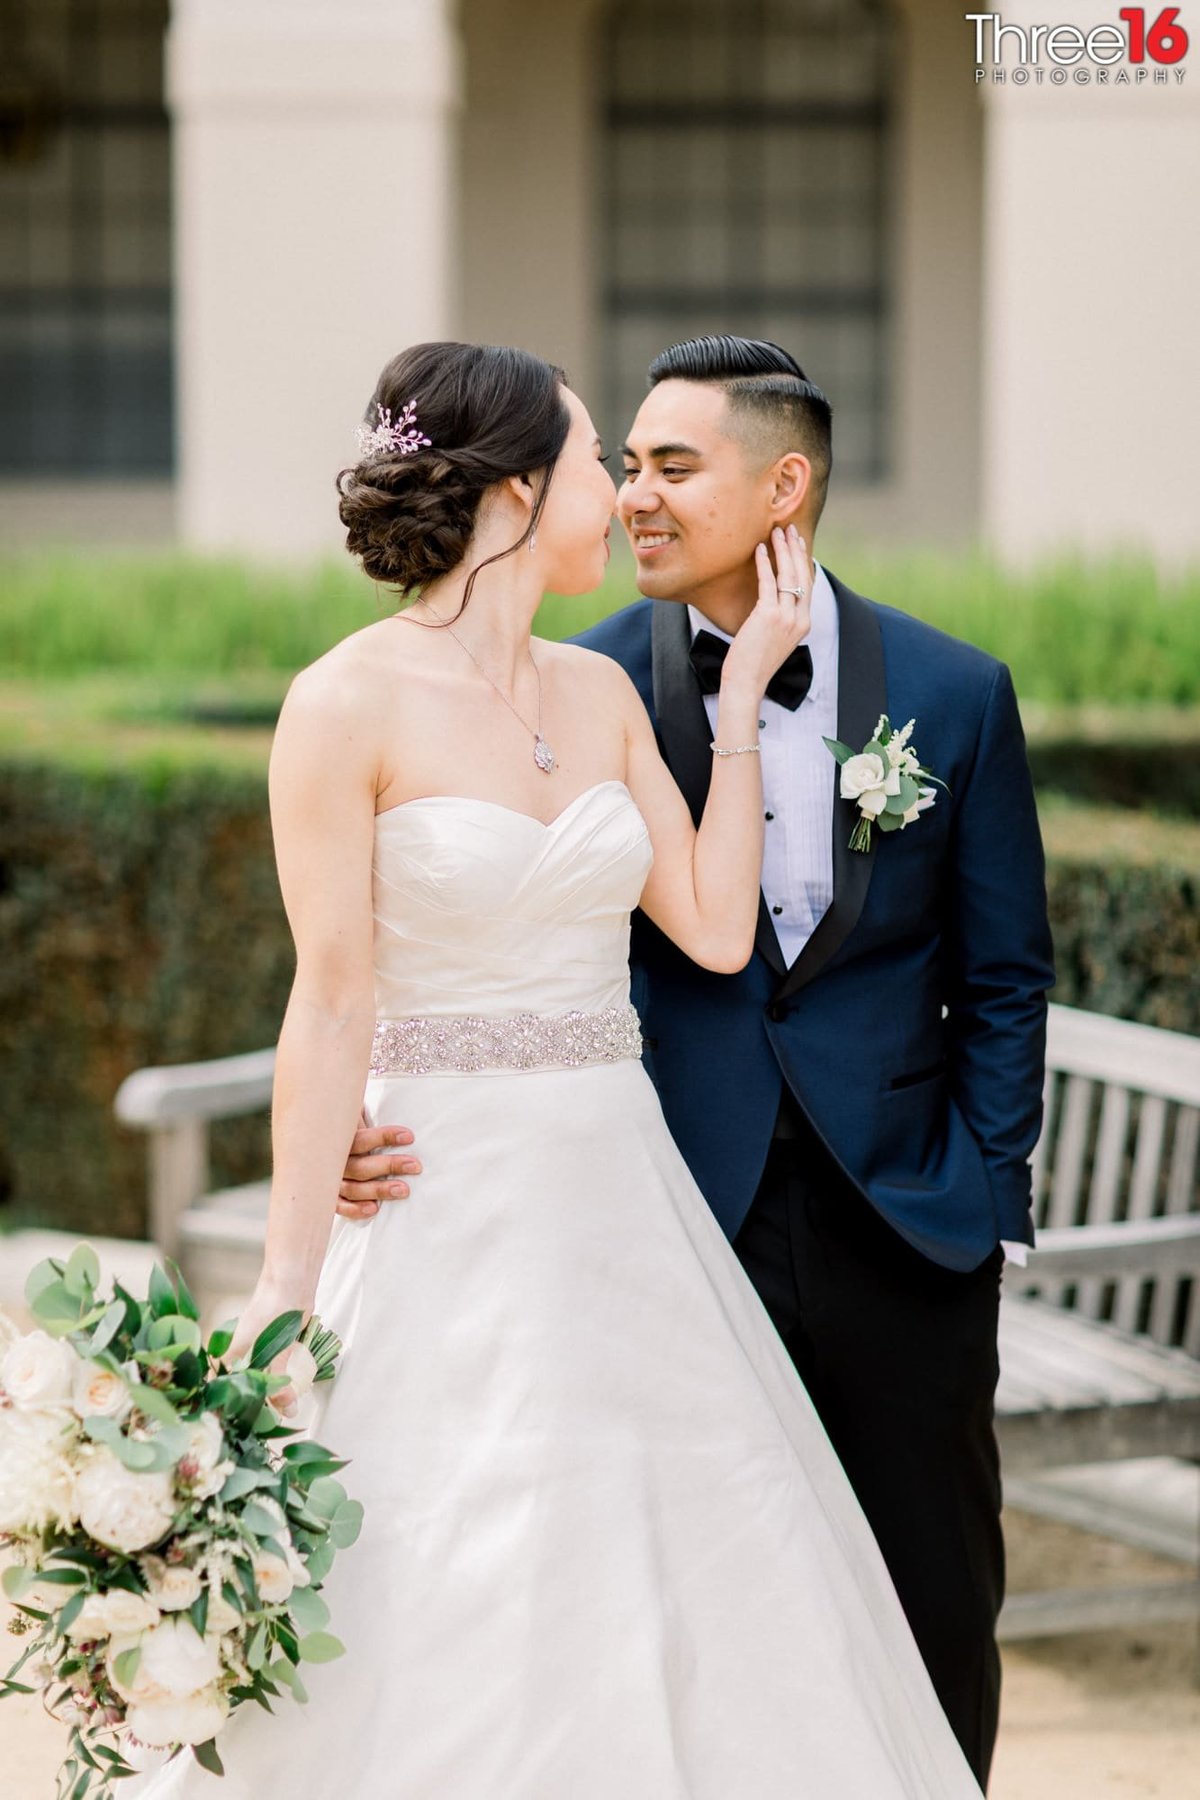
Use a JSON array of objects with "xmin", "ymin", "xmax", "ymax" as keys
[{"xmin": 336, "ymin": 1120, "xmax": 423, "ymax": 1219}]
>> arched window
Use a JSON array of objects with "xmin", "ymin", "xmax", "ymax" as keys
[
  {"xmin": 600, "ymin": 0, "xmax": 895, "ymax": 481},
  {"xmin": 0, "ymin": 0, "xmax": 172, "ymax": 475}
]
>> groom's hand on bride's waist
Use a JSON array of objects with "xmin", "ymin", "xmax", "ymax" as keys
[{"xmin": 336, "ymin": 1120, "xmax": 423, "ymax": 1219}]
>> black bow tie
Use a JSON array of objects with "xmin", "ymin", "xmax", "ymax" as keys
[{"xmin": 688, "ymin": 628, "xmax": 814, "ymax": 712}]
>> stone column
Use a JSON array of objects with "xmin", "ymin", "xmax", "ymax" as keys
[
  {"xmin": 974, "ymin": 0, "xmax": 1199, "ymax": 564},
  {"xmin": 168, "ymin": 0, "xmax": 461, "ymax": 557}
]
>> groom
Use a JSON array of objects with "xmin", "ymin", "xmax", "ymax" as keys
[{"xmin": 339, "ymin": 336, "xmax": 1054, "ymax": 1788}]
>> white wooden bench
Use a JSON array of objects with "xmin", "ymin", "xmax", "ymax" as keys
[
  {"xmin": 995, "ymin": 1004, "xmax": 1200, "ymax": 1638},
  {"xmin": 115, "ymin": 1002, "xmax": 1200, "ymax": 1638}
]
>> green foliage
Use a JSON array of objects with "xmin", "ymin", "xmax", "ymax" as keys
[
  {"xmin": 2, "ymin": 546, "xmax": 1199, "ymax": 703},
  {"xmin": 3, "ymin": 1247, "xmax": 352, "ymax": 1800}
]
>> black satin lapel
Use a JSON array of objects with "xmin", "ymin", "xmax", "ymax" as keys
[
  {"xmin": 650, "ymin": 599, "xmax": 712, "ymax": 827},
  {"xmin": 773, "ymin": 575, "xmax": 886, "ymax": 1004}
]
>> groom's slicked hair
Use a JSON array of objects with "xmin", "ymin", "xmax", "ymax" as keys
[{"xmin": 647, "ymin": 335, "xmax": 833, "ymax": 520}]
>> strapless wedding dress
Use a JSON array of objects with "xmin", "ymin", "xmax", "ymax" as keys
[{"xmin": 131, "ymin": 780, "xmax": 979, "ymax": 1798}]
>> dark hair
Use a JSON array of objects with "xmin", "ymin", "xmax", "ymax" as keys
[
  {"xmin": 647, "ymin": 335, "xmax": 833, "ymax": 519},
  {"xmin": 336, "ymin": 342, "xmax": 570, "ymax": 614}
]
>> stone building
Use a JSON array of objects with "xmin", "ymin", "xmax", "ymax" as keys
[{"xmin": 1, "ymin": 0, "xmax": 1195, "ymax": 561}]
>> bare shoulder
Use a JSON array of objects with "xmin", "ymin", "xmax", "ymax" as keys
[
  {"xmin": 280, "ymin": 616, "xmax": 411, "ymax": 720},
  {"xmin": 540, "ymin": 636, "xmax": 643, "ymax": 716}
]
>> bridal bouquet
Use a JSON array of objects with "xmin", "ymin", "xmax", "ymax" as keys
[{"xmin": 0, "ymin": 1245, "xmax": 361, "ymax": 1796}]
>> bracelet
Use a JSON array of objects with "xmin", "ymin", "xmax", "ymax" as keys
[{"xmin": 709, "ymin": 741, "xmax": 762, "ymax": 758}]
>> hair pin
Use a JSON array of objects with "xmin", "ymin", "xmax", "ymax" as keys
[{"xmin": 356, "ymin": 400, "xmax": 432, "ymax": 460}]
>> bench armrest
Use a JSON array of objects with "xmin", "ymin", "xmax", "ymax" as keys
[
  {"xmin": 1024, "ymin": 1214, "xmax": 1200, "ymax": 1280},
  {"xmin": 115, "ymin": 1049, "xmax": 277, "ymax": 1128}
]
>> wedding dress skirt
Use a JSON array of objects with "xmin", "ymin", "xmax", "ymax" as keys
[{"xmin": 131, "ymin": 781, "xmax": 979, "ymax": 1798}]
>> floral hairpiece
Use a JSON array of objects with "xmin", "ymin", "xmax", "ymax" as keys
[{"xmin": 355, "ymin": 400, "xmax": 432, "ymax": 460}]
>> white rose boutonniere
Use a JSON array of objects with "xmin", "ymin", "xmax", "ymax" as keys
[{"xmin": 824, "ymin": 715, "xmax": 947, "ymax": 853}]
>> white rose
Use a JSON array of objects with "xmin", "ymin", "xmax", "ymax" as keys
[
  {"xmin": 76, "ymin": 1448, "xmax": 176, "ymax": 1554},
  {"xmin": 106, "ymin": 1633, "xmax": 166, "ymax": 1705},
  {"xmin": 72, "ymin": 1360, "xmax": 133, "ymax": 1424},
  {"xmin": 125, "ymin": 1685, "xmax": 229, "ymax": 1749},
  {"xmin": 177, "ymin": 1413, "xmax": 231, "ymax": 1498},
  {"xmin": 251, "ymin": 1551, "xmax": 295, "ymax": 1605},
  {"xmin": 1, "ymin": 1330, "xmax": 79, "ymax": 1409},
  {"xmin": 139, "ymin": 1616, "xmax": 223, "ymax": 1699},
  {"xmin": 204, "ymin": 1586, "xmax": 244, "ymax": 1635},
  {"xmin": 0, "ymin": 1407, "xmax": 78, "ymax": 1533},
  {"xmin": 839, "ymin": 752, "xmax": 887, "ymax": 800},
  {"xmin": 100, "ymin": 1589, "xmax": 161, "ymax": 1636},
  {"xmin": 66, "ymin": 1592, "xmax": 115, "ymax": 1643},
  {"xmin": 141, "ymin": 1556, "xmax": 203, "ymax": 1613},
  {"xmin": 857, "ymin": 786, "xmax": 890, "ymax": 818}
]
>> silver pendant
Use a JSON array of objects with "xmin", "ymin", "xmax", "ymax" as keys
[{"xmin": 533, "ymin": 736, "xmax": 556, "ymax": 774}]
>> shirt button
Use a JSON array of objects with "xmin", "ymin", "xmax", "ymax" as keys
[
  {"xmin": 759, "ymin": 719, "xmax": 766, "ymax": 730},
  {"xmin": 772, "ymin": 905, "xmax": 783, "ymax": 916},
  {"xmin": 764, "ymin": 811, "xmax": 774, "ymax": 822}
]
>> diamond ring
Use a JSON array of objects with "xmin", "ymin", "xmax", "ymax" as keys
[{"xmin": 778, "ymin": 586, "xmax": 806, "ymax": 598}]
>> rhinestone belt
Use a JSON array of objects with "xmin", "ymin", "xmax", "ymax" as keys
[{"xmin": 368, "ymin": 1003, "xmax": 645, "ymax": 1077}]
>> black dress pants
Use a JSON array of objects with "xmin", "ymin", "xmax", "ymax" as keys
[{"xmin": 732, "ymin": 1112, "xmax": 1005, "ymax": 1792}]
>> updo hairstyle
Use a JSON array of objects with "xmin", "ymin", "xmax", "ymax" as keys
[{"xmin": 337, "ymin": 342, "xmax": 570, "ymax": 614}]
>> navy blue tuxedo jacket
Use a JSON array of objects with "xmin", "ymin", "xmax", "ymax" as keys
[{"xmin": 575, "ymin": 572, "xmax": 1055, "ymax": 1272}]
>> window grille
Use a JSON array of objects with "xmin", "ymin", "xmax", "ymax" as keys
[
  {"xmin": 600, "ymin": 0, "xmax": 895, "ymax": 480},
  {"xmin": 0, "ymin": 0, "xmax": 172, "ymax": 475}
]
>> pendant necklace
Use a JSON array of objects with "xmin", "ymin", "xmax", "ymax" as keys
[{"xmin": 416, "ymin": 599, "xmax": 556, "ymax": 774}]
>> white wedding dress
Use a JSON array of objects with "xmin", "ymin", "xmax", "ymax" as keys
[{"xmin": 131, "ymin": 779, "xmax": 979, "ymax": 1798}]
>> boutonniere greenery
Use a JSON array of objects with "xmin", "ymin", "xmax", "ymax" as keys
[{"xmin": 823, "ymin": 715, "xmax": 948, "ymax": 853}]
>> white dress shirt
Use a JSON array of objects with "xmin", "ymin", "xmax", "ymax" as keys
[{"xmin": 689, "ymin": 561, "xmax": 839, "ymax": 966}]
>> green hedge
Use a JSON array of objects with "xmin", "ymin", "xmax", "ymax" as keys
[
  {"xmin": 0, "ymin": 760, "xmax": 292, "ymax": 1237},
  {"xmin": 1, "ymin": 762, "xmax": 1197, "ymax": 1240}
]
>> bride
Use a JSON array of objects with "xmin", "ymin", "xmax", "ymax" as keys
[{"xmin": 131, "ymin": 342, "xmax": 980, "ymax": 1797}]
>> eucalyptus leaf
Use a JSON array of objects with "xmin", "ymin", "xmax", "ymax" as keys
[
  {"xmin": 241, "ymin": 1501, "xmax": 286, "ymax": 1539},
  {"xmin": 57, "ymin": 1590, "xmax": 87, "ymax": 1635},
  {"xmin": 148, "ymin": 1313, "xmax": 202, "ymax": 1355},
  {"xmin": 112, "ymin": 1646, "xmax": 142, "ymax": 1688},
  {"xmin": 30, "ymin": 1280, "xmax": 83, "ymax": 1326},
  {"xmin": 286, "ymin": 1584, "xmax": 330, "ymax": 1631},
  {"xmin": 303, "ymin": 1541, "xmax": 334, "ymax": 1585},
  {"xmin": 90, "ymin": 1300, "xmax": 128, "ymax": 1358},
  {"xmin": 246, "ymin": 1620, "xmax": 269, "ymax": 1671},
  {"xmin": 297, "ymin": 1631, "xmax": 345, "ymax": 1664},
  {"xmin": 207, "ymin": 1321, "xmax": 236, "ymax": 1360},
  {"xmin": 220, "ymin": 1466, "xmax": 274, "ymax": 1504},
  {"xmin": 329, "ymin": 1499, "xmax": 363, "ymax": 1549},
  {"xmin": 63, "ymin": 1243, "xmax": 101, "ymax": 1300},
  {"xmin": 129, "ymin": 1382, "xmax": 181, "ymax": 1427},
  {"xmin": 2, "ymin": 1565, "xmax": 35, "ymax": 1600},
  {"xmin": 305, "ymin": 1477, "xmax": 347, "ymax": 1519},
  {"xmin": 24, "ymin": 1257, "xmax": 64, "ymax": 1305},
  {"xmin": 821, "ymin": 736, "xmax": 853, "ymax": 766}
]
